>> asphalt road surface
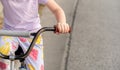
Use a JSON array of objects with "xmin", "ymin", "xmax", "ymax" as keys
[{"xmin": 66, "ymin": 0, "xmax": 120, "ymax": 70}]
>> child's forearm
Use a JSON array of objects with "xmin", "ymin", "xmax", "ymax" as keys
[
  {"xmin": 54, "ymin": 7, "xmax": 66, "ymax": 24},
  {"xmin": 46, "ymin": 0, "xmax": 67, "ymax": 24}
]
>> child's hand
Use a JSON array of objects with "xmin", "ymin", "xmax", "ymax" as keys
[
  {"xmin": 55, "ymin": 22, "xmax": 70, "ymax": 34},
  {"xmin": 46, "ymin": 0, "xmax": 70, "ymax": 34}
]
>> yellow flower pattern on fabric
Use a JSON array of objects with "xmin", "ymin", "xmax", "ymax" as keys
[
  {"xmin": 36, "ymin": 36, "xmax": 42, "ymax": 44},
  {"xmin": 3, "ymin": 36, "xmax": 12, "ymax": 41},
  {"xmin": 28, "ymin": 64, "xmax": 35, "ymax": 70},
  {"xmin": 28, "ymin": 35, "xmax": 42, "ymax": 44},
  {"xmin": 0, "ymin": 35, "xmax": 44, "ymax": 70},
  {"xmin": 0, "ymin": 42, "xmax": 10, "ymax": 55}
]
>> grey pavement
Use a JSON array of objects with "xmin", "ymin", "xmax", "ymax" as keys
[{"xmin": 67, "ymin": 0, "xmax": 120, "ymax": 70}]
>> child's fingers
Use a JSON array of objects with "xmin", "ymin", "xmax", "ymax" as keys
[
  {"xmin": 58, "ymin": 23, "xmax": 65, "ymax": 33},
  {"xmin": 64, "ymin": 24, "xmax": 70, "ymax": 33},
  {"xmin": 56, "ymin": 23, "xmax": 70, "ymax": 33},
  {"xmin": 62, "ymin": 23, "xmax": 70, "ymax": 33}
]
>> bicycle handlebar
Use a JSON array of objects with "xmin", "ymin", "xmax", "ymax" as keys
[
  {"xmin": 0, "ymin": 27, "xmax": 55, "ymax": 37},
  {"xmin": 0, "ymin": 30, "xmax": 30, "ymax": 37},
  {"xmin": 0, "ymin": 27, "xmax": 56, "ymax": 60}
]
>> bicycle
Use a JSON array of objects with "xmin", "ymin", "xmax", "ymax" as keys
[{"xmin": 0, "ymin": 27, "xmax": 56, "ymax": 70}]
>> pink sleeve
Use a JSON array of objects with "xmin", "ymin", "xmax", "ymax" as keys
[{"xmin": 38, "ymin": 0, "xmax": 48, "ymax": 4}]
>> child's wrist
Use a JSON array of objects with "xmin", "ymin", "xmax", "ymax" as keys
[{"xmin": 57, "ymin": 21, "xmax": 67, "ymax": 24}]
